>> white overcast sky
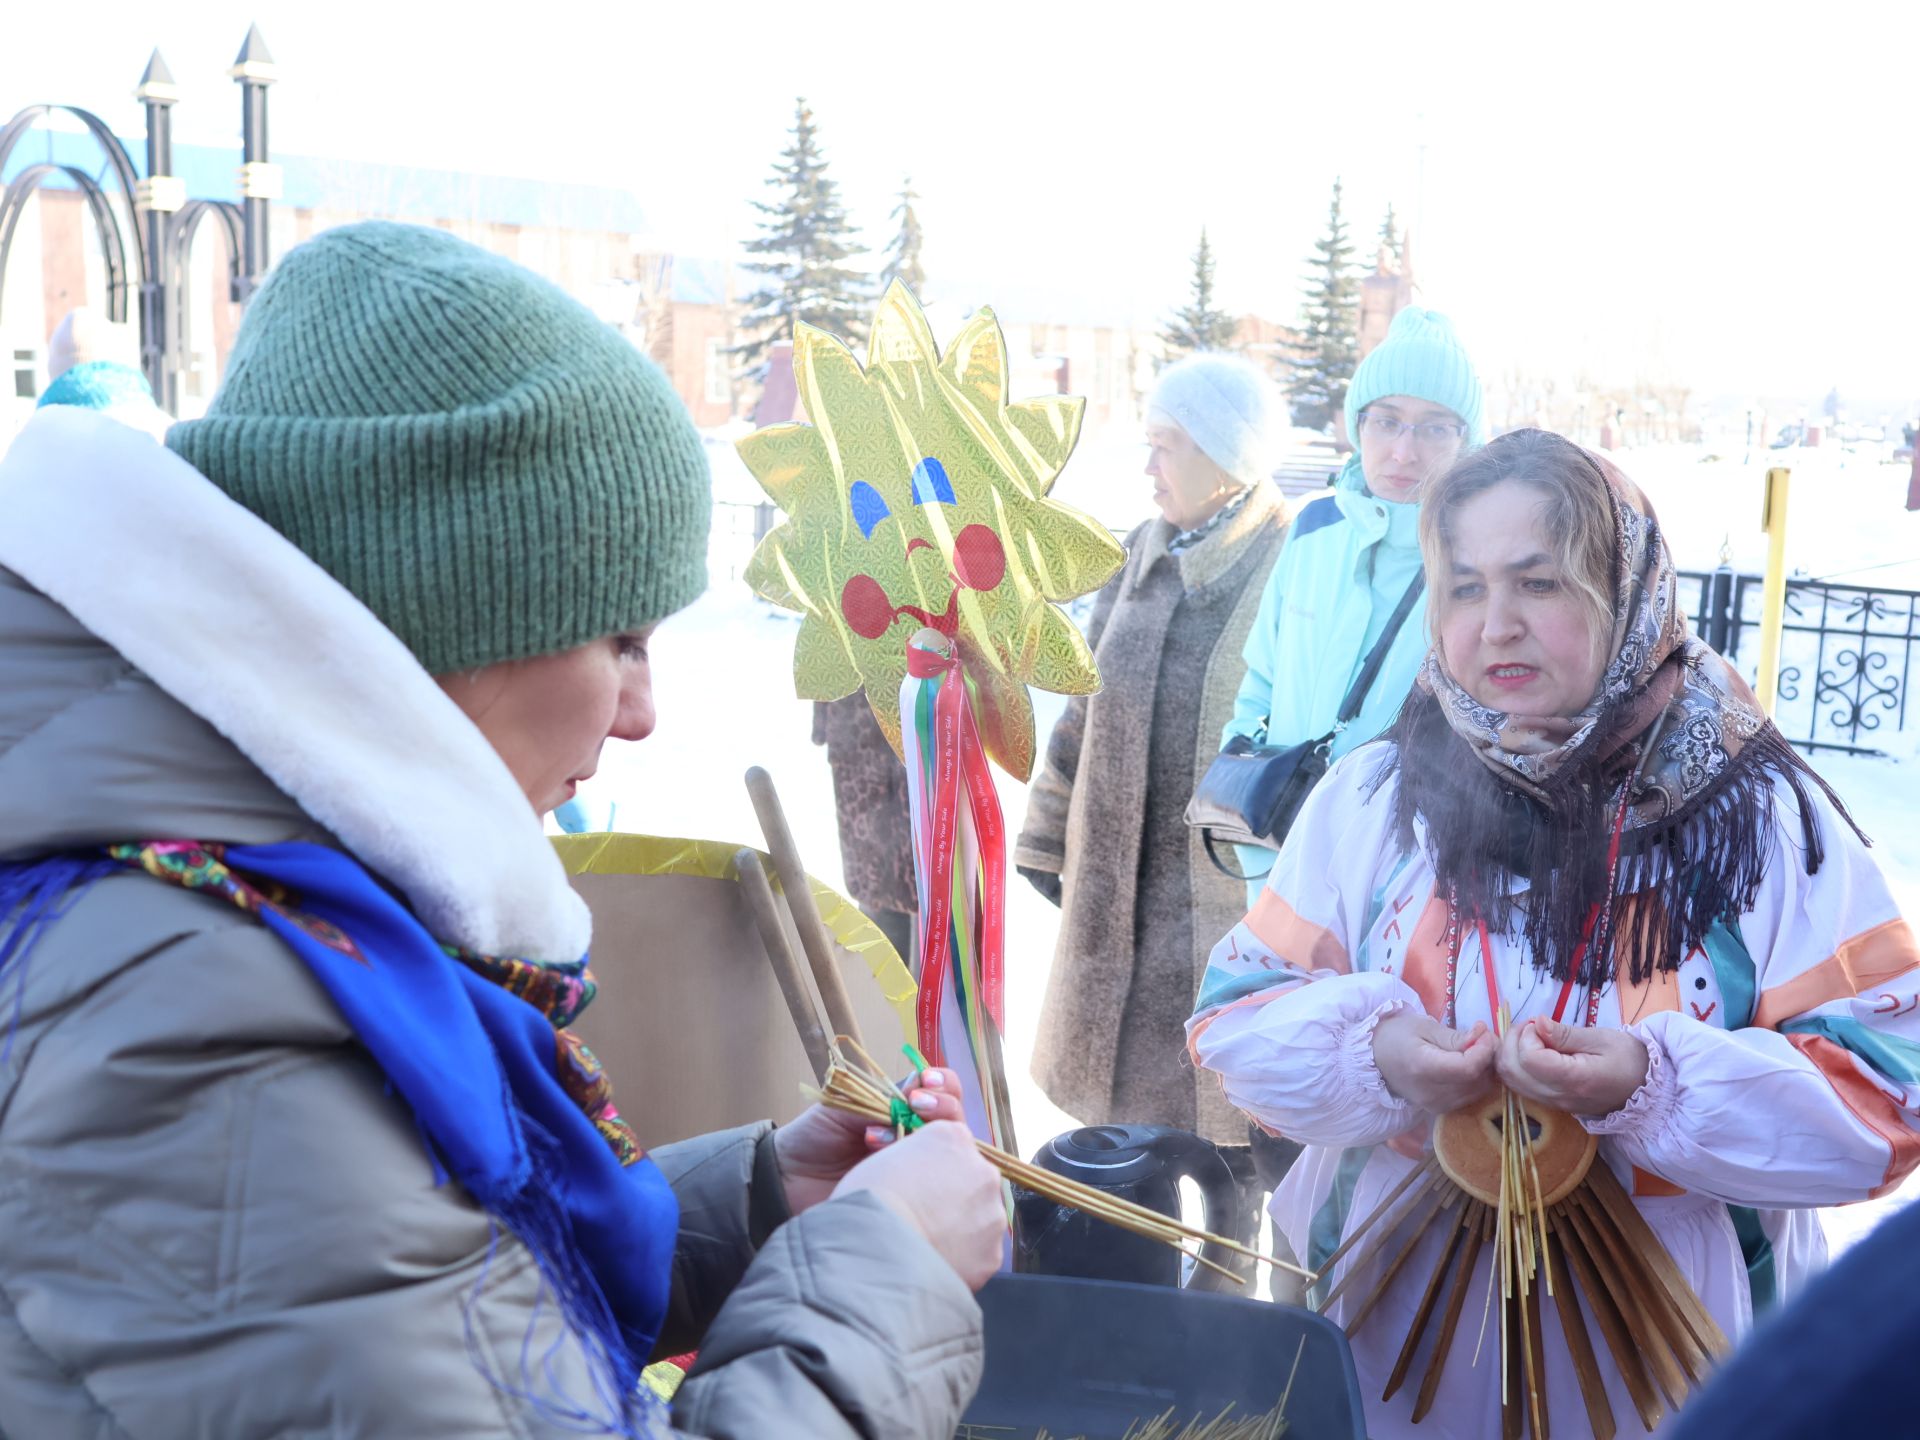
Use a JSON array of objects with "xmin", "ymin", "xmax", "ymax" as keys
[{"xmin": 5, "ymin": 0, "xmax": 1916, "ymax": 410}]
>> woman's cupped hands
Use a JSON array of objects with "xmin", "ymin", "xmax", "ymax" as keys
[{"xmin": 1372, "ymin": 1009, "xmax": 1649, "ymax": 1119}]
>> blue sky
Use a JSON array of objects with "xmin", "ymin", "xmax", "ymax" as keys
[{"xmin": 5, "ymin": 0, "xmax": 1915, "ymax": 411}]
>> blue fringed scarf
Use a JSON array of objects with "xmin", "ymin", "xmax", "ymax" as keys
[{"xmin": 1, "ymin": 842, "xmax": 677, "ymax": 1435}]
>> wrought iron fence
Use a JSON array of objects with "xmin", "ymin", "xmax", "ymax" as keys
[{"xmin": 1678, "ymin": 568, "xmax": 1920, "ymax": 755}]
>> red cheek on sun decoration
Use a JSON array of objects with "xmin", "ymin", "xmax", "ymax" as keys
[
  {"xmin": 952, "ymin": 524, "xmax": 1006, "ymax": 591},
  {"xmin": 840, "ymin": 573, "xmax": 894, "ymax": 639}
]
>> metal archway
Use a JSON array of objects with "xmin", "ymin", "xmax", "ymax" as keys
[
  {"xmin": 0, "ymin": 102, "xmax": 147, "ymax": 276},
  {"xmin": 167, "ymin": 197, "xmax": 245, "ymax": 399},
  {"xmin": 0, "ymin": 162, "xmax": 134, "ymax": 323}
]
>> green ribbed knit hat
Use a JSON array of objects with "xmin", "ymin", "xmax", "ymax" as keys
[{"xmin": 168, "ymin": 221, "xmax": 711, "ymax": 674}]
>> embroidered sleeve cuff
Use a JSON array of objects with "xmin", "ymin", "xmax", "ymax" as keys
[
  {"xmin": 1580, "ymin": 1027, "xmax": 1677, "ymax": 1140},
  {"xmin": 1339, "ymin": 996, "xmax": 1419, "ymax": 1117}
]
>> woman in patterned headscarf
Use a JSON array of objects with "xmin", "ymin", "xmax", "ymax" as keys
[{"xmin": 1188, "ymin": 429, "xmax": 1920, "ymax": 1438}]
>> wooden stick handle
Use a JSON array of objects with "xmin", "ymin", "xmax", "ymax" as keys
[
  {"xmin": 746, "ymin": 766, "xmax": 865, "ymax": 1049},
  {"xmin": 734, "ymin": 849, "xmax": 832, "ymax": 1082}
]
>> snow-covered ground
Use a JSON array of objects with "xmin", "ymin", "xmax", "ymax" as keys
[{"xmin": 583, "ymin": 435, "xmax": 1920, "ymax": 1261}]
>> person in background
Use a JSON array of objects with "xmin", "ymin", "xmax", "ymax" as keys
[
  {"xmin": 814, "ymin": 694, "xmax": 919, "ymax": 964},
  {"xmin": 1222, "ymin": 307, "xmax": 1487, "ymax": 904},
  {"xmin": 35, "ymin": 308, "xmax": 171, "ymax": 440},
  {"xmin": 1016, "ymin": 353, "xmax": 1291, "ymax": 1279},
  {"xmin": 0, "ymin": 222, "xmax": 1001, "ymax": 1440},
  {"xmin": 1215, "ymin": 309, "xmax": 1485, "ymax": 1202}
]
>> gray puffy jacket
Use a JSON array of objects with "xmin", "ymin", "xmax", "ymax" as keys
[{"xmin": 0, "ymin": 562, "xmax": 982, "ymax": 1438}]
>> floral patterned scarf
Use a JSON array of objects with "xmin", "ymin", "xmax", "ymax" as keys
[
  {"xmin": 1418, "ymin": 459, "xmax": 1774, "ymax": 826},
  {"xmin": 1378, "ymin": 439, "xmax": 1856, "ymax": 985}
]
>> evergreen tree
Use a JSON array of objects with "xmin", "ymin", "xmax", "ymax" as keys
[
  {"xmin": 734, "ymin": 98, "xmax": 870, "ymax": 375},
  {"xmin": 1160, "ymin": 227, "xmax": 1237, "ymax": 360},
  {"xmin": 882, "ymin": 177, "xmax": 926, "ymax": 295},
  {"xmin": 1289, "ymin": 179, "xmax": 1362, "ymax": 430},
  {"xmin": 1379, "ymin": 202, "xmax": 1403, "ymax": 265}
]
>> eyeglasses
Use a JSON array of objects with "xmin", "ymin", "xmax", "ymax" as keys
[{"xmin": 1358, "ymin": 411, "xmax": 1466, "ymax": 449}]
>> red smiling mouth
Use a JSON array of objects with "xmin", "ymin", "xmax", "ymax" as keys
[{"xmin": 840, "ymin": 526, "xmax": 1006, "ymax": 642}]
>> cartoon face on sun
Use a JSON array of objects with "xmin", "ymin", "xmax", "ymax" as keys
[{"xmin": 740, "ymin": 283, "xmax": 1126, "ymax": 781}]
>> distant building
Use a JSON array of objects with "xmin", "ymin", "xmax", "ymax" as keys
[
  {"xmin": 2, "ymin": 127, "xmax": 735, "ymax": 433},
  {"xmin": 1357, "ymin": 232, "xmax": 1416, "ymax": 359}
]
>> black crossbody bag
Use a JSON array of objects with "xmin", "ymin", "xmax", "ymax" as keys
[{"xmin": 1185, "ymin": 573, "xmax": 1425, "ymax": 880}]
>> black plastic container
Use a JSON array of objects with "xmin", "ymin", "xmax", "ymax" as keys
[{"xmin": 960, "ymin": 1273, "xmax": 1366, "ymax": 1440}]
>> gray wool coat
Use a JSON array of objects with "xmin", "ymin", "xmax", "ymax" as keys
[
  {"xmin": 1015, "ymin": 482, "xmax": 1289, "ymax": 1144},
  {"xmin": 0, "ymin": 564, "xmax": 980, "ymax": 1439}
]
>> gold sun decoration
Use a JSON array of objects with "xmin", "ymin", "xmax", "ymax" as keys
[{"xmin": 739, "ymin": 282, "xmax": 1125, "ymax": 781}]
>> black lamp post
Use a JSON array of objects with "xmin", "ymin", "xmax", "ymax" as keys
[{"xmin": 0, "ymin": 26, "xmax": 277, "ymax": 414}]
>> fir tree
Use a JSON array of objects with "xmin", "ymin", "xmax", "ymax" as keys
[
  {"xmin": 1379, "ymin": 202, "xmax": 1403, "ymax": 265},
  {"xmin": 734, "ymin": 98, "xmax": 870, "ymax": 375},
  {"xmin": 1289, "ymin": 179, "xmax": 1362, "ymax": 431},
  {"xmin": 882, "ymin": 177, "xmax": 926, "ymax": 295},
  {"xmin": 1160, "ymin": 227, "xmax": 1237, "ymax": 360}
]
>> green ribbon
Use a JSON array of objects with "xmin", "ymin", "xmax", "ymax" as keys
[{"xmin": 888, "ymin": 1043, "xmax": 936, "ymax": 1133}]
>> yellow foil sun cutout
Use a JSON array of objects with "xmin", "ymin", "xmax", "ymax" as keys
[{"xmin": 740, "ymin": 282, "xmax": 1126, "ymax": 781}]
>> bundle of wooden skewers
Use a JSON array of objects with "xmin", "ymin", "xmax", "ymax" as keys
[
  {"xmin": 1317, "ymin": 1004, "xmax": 1728, "ymax": 1438},
  {"xmin": 813, "ymin": 1037, "xmax": 1316, "ymax": 1291}
]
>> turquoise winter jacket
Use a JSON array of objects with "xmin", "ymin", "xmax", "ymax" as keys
[{"xmin": 1222, "ymin": 456, "xmax": 1433, "ymax": 903}]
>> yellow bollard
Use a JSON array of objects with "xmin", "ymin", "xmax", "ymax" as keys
[{"xmin": 1754, "ymin": 467, "xmax": 1791, "ymax": 715}]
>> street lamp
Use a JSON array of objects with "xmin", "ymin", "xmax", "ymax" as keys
[{"xmin": 0, "ymin": 26, "xmax": 277, "ymax": 414}]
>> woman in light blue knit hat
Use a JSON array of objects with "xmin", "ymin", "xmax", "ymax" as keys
[
  {"xmin": 1016, "ymin": 352, "xmax": 1295, "ymax": 1276},
  {"xmin": 1205, "ymin": 306, "xmax": 1485, "ymax": 1195}
]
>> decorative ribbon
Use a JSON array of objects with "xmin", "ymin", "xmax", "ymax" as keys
[{"xmin": 904, "ymin": 642, "xmax": 1007, "ymax": 1065}]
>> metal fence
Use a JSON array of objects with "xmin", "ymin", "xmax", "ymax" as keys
[{"xmin": 1678, "ymin": 568, "xmax": 1920, "ymax": 755}]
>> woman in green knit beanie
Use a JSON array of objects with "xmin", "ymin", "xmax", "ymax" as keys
[{"xmin": 0, "ymin": 221, "xmax": 1000, "ymax": 1438}]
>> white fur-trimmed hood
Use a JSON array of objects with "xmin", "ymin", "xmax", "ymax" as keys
[{"xmin": 0, "ymin": 405, "xmax": 591, "ymax": 962}]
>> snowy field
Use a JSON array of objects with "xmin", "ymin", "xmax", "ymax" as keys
[{"xmin": 585, "ymin": 432, "xmax": 1920, "ymax": 1262}]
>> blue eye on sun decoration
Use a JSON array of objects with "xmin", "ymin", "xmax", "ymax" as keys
[
  {"xmin": 850, "ymin": 481, "xmax": 890, "ymax": 539},
  {"xmin": 911, "ymin": 456, "xmax": 956, "ymax": 506},
  {"xmin": 849, "ymin": 458, "xmax": 956, "ymax": 539}
]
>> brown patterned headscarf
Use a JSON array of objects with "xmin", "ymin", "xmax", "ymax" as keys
[{"xmin": 1375, "ymin": 431, "xmax": 1856, "ymax": 985}]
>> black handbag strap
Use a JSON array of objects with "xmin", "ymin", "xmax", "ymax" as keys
[
  {"xmin": 1202, "ymin": 828, "xmax": 1273, "ymax": 882},
  {"xmin": 1334, "ymin": 572, "xmax": 1427, "ymax": 726}
]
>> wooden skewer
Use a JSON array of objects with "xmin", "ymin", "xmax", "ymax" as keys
[
  {"xmin": 1551, "ymin": 1209, "xmax": 1664, "ymax": 1432},
  {"xmin": 1546, "ymin": 1230, "xmax": 1616, "ymax": 1440},
  {"xmin": 1560, "ymin": 1193, "xmax": 1690, "ymax": 1410},
  {"xmin": 1523, "ymin": 1270, "xmax": 1549, "ymax": 1440},
  {"xmin": 733, "ymin": 849, "xmax": 832, "ymax": 1082},
  {"xmin": 1584, "ymin": 1161, "xmax": 1729, "ymax": 1358},
  {"xmin": 1318, "ymin": 1169, "xmax": 1447, "ymax": 1314},
  {"xmin": 1312, "ymin": 1153, "xmax": 1439, "ymax": 1281},
  {"xmin": 746, "ymin": 767, "xmax": 866, "ymax": 1049},
  {"xmin": 1412, "ymin": 1206, "xmax": 1487, "ymax": 1425},
  {"xmin": 1565, "ymin": 1185, "xmax": 1708, "ymax": 1390},
  {"xmin": 1383, "ymin": 1204, "xmax": 1471, "ymax": 1402},
  {"xmin": 815, "ymin": 1039, "xmax": 1316, "ymax": 1284},
  {"xmin": 1342, "ymin": 1186, "xmax": 1458, "ymax": 1336},
  {"xmin": 1501, "ymin": 1289, "xmax": 1523, "ymax": 1440}
]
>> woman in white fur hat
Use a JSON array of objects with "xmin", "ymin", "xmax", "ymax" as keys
[{"xmin": 1015, "ymin": 353, "xmax": 1291, "ymax": 1177}]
